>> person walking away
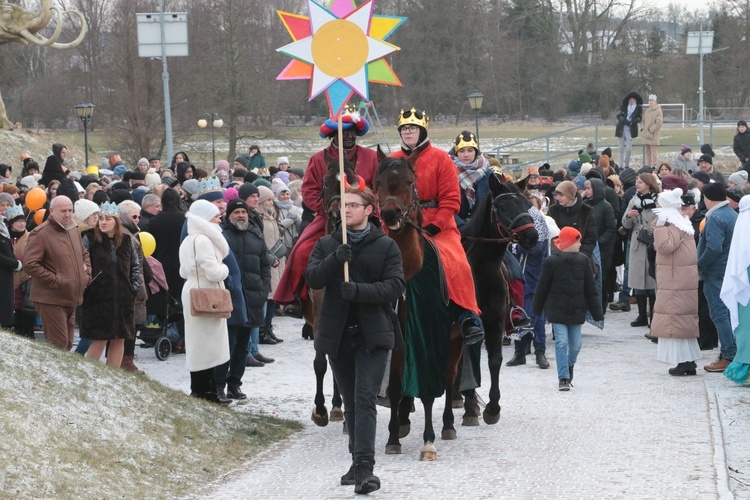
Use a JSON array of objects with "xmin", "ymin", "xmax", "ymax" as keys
[
  {"xmin": 532, "ymin": 227, "xmax": 603, "ymax": 391},
  {"xmin": 305, "ymin": 188, "xmax": 404, "ymax": 494},
  {"xmin": 650, "ymin": 189, "xmax": 702, "ymax": 375},
  {"xmin": 721, "ymin": 195, "xmax": 750, "ymax": 384},
  {"xmin": 615, "ymin": 92, "xmax": 643, "ymax": 168},
  {"xmin": 733, "ymin": 120, "xmax": 750, "ymax": 174},
  {"xmin": 698, "ymin": 183, "xmax": 738, "ymax": 372},
  {"xmin": 641, "ymin": 95, "xmax": 663, "ymax": 168}
]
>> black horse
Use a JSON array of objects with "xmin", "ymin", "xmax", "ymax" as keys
[{"xmin": 461, "ymin": 174, "xmax": 539, "ymax": 425}]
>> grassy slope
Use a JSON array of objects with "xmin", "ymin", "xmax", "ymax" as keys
[{"xmin": 0, "ymin": 331, "xmax": 300, "ymax": 499}]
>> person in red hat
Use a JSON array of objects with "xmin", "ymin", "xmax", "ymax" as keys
[
  {"xmin": 532, "ymin": 226, "xmax": 603, "ymax": 391},
  {"xmin": 273, "ymin": 112, "xmax": 379, "ymax": 338}
]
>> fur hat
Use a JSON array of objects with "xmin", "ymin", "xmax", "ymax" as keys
[
  {"xmin": 555, "ymin": 180, "xmax": 577, "ymax": 199},
  {"xmin": 702, "ymin": 182, "xmax": 726, "ymax": 202},
  {"xmin": 657, "ymin": 188, "xmax": 684, "ymax": 210},
  {"xmin": 74, "ymin": 199, "xmax": 100, "ymax": 221},
  {"xmin": 728, "ymin": 171, "xmax": 748, "ymax": 186},
  {"xmin": 189, "ymin": 199, "xmax": 219, "ymax": 221},
  {"xmin": 257, "ymin": 186, "xmax": 274, "ymax": 205},
  {"xmin": 555, "ymin": 226, "xmax": 582, "ymax": 250}
]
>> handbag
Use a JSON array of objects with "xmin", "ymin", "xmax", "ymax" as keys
[
  {"xmin": 189, "ymin": 239, "xmax": 232, "ymax": 318},
  {"xmin": 268, "ymin": 238, "xmax": 288, "ymax": 260},
  {"xmin": 19, "ymin": 279, "xmax": 35, "ymax": 314},
  {"xmin": 636, "ymin": 229, "xmax": 654, "ymax": 247}
]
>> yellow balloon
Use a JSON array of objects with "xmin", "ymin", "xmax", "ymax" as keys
[{"xmin": 138, "ymin": 231, "xmax": 156, "ymax": 257}]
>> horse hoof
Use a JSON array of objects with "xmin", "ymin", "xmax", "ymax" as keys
[
  {"xmin": 441, "ymin": 429, "xmax": 457, "ymax": 440},
  {"xmin": 311, "ymin": 408, "xmax": 329, "ymax": 427},
  {"xmin": 398, "ymin": 423, "xmax": 410, "ymax": 439},
  {"xmin": 385, "ymin": 444, "xmax": 402, "ymax": 455},
  {"xmin": 419, "ymin": 443, "xmax": 437, "ymax": 461},
  {"xmin": 482, "ymin": 408, "xmax": 500, "ymax": 425},
  {"xmin": 451, "ymin": 397, "xmax": 463, "ymax": 409},
  {"xmin": 330, "ymin": 406, "xmax": 344, "ymax": 422},
  {"xmin": 462, "ymin": 416, "xmax": 480, "ymax": 427},
  {"xmin": 342, "ymin": 421, "xmax": 348, "ymax": 434}
]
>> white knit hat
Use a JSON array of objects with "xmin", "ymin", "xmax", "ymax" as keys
[
  {"xmin": 728, "ymin": 170, "xmax": 748, "ymax": 186},
  {"xmin": 189, "ymin": 199, "xmax": 219, "ymax": 221},
  {"xmin": 657, "ymin": 188, "xmax": 683, "ymax": 209},
  {"xmin": 74, "ymin": 199, "xmax": 100, "ymax": 221},
  {"xmin": 277, "ymin": 157, "xmax": 289, "ymax": 167}
]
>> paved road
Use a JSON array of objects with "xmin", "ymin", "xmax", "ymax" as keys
[{"xmin": 137, "ymin": 310, "xmax": 744, "ymax": 499}]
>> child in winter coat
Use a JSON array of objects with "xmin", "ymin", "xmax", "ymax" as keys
[{"xmin": 532, "ymin": 226, "xmax": 604, "ymax": 391}]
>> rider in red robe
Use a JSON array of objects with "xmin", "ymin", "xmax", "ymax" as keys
[{"xmin": 274, "ymin": 114, "xmax": 379, "ymax": 308}]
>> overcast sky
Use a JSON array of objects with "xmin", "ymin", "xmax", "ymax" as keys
[{"xmin": 647, "ymin": 0, "xmax": 713, "ymax": 13}]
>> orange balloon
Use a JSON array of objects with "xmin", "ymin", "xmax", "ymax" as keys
[
  {"xmin": 25, "ymin": 187, "xmax": 47, "ymax": 211},
  {"xmin": 699, "ymin": 218, "xmax": 706, "ymax": 233},
  {"xmin": 34, "ymin": 209, "xmax": 46, "ymax": 225}
]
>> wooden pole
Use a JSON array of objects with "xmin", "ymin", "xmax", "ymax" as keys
[{"xmin": 338, "ymin": 112, "xmax": 349, "ymax": 282}]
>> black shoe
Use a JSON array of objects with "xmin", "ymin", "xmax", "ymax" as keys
[
  {"xmin": 259, "ymin": 327, "xmax": 277, "ymax": 345},
  {"xmin": 609, "ymin": 300, "xmax": 631, "ymax": 312},
  {"xmin": 267, "ymin": 325, "xmax": 283, "ymax": 343},
  {"xmin": 216, "ymin": 388, "xmax": 227, "ymax": 399},
  {"xmin": 568, "ymin": 365, "xmax": 574, "ymax": 386},
  {"xmin": 302, "ymin": 323, "xmax": 314, "ymax": 340},
  {"xmin": 535, "ymin": 352, "xmax": 550, "ymax": 369},
  {"xmin": 227, "ymin": 386, "xmax": 247, "ymax": 400},
  {"xmin": 502, "ymin": 336, "xmax": 511, "ymax": 346},
  {"xmin": 254, "ymin": 353, "xmax": 275, "ymax": 364},
  {"xmin": 354, "ymin": 462, "xmax": 380, "ymax": 494},
  {"xmin": 245, "ymin": 355, "xmax": 265, "ymax": 367},
  {"xmin": 669, "ymin": 361, "xmax": 697, "ymax": 376},
  {"xmin": 630, "ymin": 316, "xmax": 648, "ymax": 327},
  {"xmin": 558, "ymin": 379, "xmax": 571, "ymax": 391},
  {"xmin": 505, "ymin": 353, "xmax": 526, "ymax": 366},
  {"xmin": 645, "ymin": 333, "xmax": 658, "ymax": 343},
  {"xmin": 340, "ymin": 464, "xmax": 356, "ymax": 486},
  {"xmin": 191, "ymin": 391, "xmax": 231, "ymax": 406}
]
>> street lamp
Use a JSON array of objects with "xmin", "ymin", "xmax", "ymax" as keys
[
  {"xmin": 466, "ymin": 90, "xmax": 484, "ymax": 140},
  {"xmin": 197, "ymin": 113, "xmax": 224, "ymax": 168},
  {"xmin": 74, "ymin": 101, "xmax": 95, "ymax": 167}
]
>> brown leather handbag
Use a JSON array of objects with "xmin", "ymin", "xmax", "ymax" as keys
[{"xmin": 189, "ymin": 238, "xmax": 232, "ymax": 319}]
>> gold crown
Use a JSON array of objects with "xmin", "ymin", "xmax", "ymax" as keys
[
  {"xmin": 454, "ymin": 131, "xmax": 478, "ymax": 152},
  {"xmin": 397, "ymin": 108, "xmax": 428, "ymax": 130}
]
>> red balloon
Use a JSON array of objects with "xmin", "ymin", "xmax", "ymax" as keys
[
  {"xmin": 34, "ymin": 209, "xmax": 46, "ymax": 225},
  {"xmin": 25, "ymin": 187, "xmax": 47, "ymax": 211}
]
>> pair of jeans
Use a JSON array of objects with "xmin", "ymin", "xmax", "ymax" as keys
[
  {"xmin": 214, "ymin": 324, "xmax": 251, "ymax": 391},
  {"xmin": 553, "ymin": 323, "xmax": 582, "ymax": 380},
  {"xmin": 618, "ymin": 238, "xmax": 632, "ymax": 302},
  {"xmin": 618, "ymin": 127, "xmax": 633, "ymax": 167},
  {"xmin": 702, "ymin": 279, "xmax": 736, "ymax": 360},
  {"xmin": 247, "ymin": 303, "xmax": 266, "ymax": 357},
  {"xmin": 328, "ymin": 327, "xmax": 389, "ymax": 465}
]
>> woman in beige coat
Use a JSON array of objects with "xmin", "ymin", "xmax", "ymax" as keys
[
  {"xmin": 641, "ymin": 94, "xmax": 663, "ymax": 167},
  {"xmin": 650, "ymin": 188, "xmax": 702, "ymax": 375},
  {"xmin": 258, "ymin": 186, "xmax": 285, "ymax": 343}
]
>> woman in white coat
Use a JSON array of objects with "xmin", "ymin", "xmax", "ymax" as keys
[{"xmin": 179, "ymin": 200, "xmax": 231, "ymax": 405}]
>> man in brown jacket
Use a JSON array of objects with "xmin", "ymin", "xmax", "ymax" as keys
[{"xmin": 24, "ymin": 196, "xmax": 91, "ymax": 350}]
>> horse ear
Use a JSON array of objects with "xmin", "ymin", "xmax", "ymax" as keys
[
  {"xmin": 377, "ymin": 146, "xmax": 387, "ymax": 162},
  {"xmin": 489, "ymin": 171, "xmax": 503, "ymax": 193},
  {"xmin": 516, "ymin": 176, "xmax": 528, "ymax": 191}
]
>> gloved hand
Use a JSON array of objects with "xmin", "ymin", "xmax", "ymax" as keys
[
  {"xmin": 423, "ymin": 224, "xmax": 441, "ymax": 236},
  {"xmin": 335, "ymin": 244, "xmax": 352, "ymax": 263},
  {"xmin": 341, "ymin": 281, "xmax": 358, "ymax": 300}
]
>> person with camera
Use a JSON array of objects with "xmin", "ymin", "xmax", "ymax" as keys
[{"xmin": 622, "ymin": 173, "xmax": 661, "ymax": 328}]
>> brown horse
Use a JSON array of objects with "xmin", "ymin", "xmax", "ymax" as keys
[
  {"xmin": 307, "ymin": 154, "xmax": 360, "ymax": 427},
  {"xmin": 374, "ymin": 153, "xmax": 465, "ymax": 461}
]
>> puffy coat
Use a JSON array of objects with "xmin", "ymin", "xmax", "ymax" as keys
[
  {"xmin": 615, "ymin": 91, "xmax": 643, "ymax": 139},
  {"xmin": 532, "ymin": 251, "xmax": 603, "ymax": 325},
  {"xmin": 641, "ymin": 104, "xmax": 663, "ymax": 146},
  {"xmin": 650, "ymin": 224, "xmax": 698, "ymax": 339},
  {"xmin": 305, "ymin": 222, "xmax": 404, "ymax": 356},
  {"xmin": 547, "ymin": 195, "xmax": 598, "ymax": 258},
  {"xmin": 672, "ymin": 154, "xmax": 697, "ymax": 173}
]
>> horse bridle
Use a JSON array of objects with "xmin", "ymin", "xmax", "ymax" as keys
[
  {"xmin": 466, "ymin": 193, "xmax": 536, "ymax": 244},
  {"xmin": 378, "ymin": 183, "xmax": 421, "ymax": 233}
]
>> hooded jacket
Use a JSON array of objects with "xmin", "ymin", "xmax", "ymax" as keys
[
  {"xmin": 547, "ymin": 195, "xmax": 598, "ymax": 257},
  {"xmin": 615, "ymin": 92, "xmax": 643, "ymax": 139},
  {"xmin": 733, "ymin": 120, "xmax": 750, "ymax": 170},
  {"xmin": 586, "ymin": 178, "xmax": 617, "ymax": 271}
]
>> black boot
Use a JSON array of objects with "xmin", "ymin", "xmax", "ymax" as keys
[
  {"xmin": 505, "ymin": 353, "xmax": 526, "ymax": 366},
  {"xmin": 259, "ymin": 326, "xmax": 277, "ymax": 345},
  {"xmin": 535, "ymin": 352, "xmax": 550, "ymax": 369},
  {"xmin": 340, "ymin": 462, "xmax": 356, "ymax": 486},
  {"xmin": 266, "ymin": 324, "xmax": 283, "ymax": 343},
  {"xmin": 459, "ymin": 312, "xmax": 485, "ymax": 345},
  {"xmin": 668, "ymin": 361, "xmax": 697, "ymax": 376},
  {"xmin": 630, "ymin": 296, "xmax": 648, "ymax": 327},
  {"xmin": 354, "ymin": 460, "xmax": 380, "ymax": 494},
  {"xmin": 648, "ymin": 295, "xmax": 656, "ymax": 327}
]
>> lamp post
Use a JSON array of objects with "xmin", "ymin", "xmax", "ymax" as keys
[
  {"xmin": 466, "ymin": 90, "xmax": 484, "ymax": 140},
  {"xmin": 74, "ymin": 102, "xmax": 95, "ymax": 167},
  {"xmin": 197, "ymin": 113, "xmax": 224, "ymax": 168}
]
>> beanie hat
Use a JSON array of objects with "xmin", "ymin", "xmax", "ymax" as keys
[
  {"xmin": 728, "ymin": 170, "xmax": 748, "ymax": 186},
  {"xmin": 572, "ymin": 175, "xmax": 587, "ymax": 191},
  {"xmin": 698, "ymin": 154, "xmax": 713, "ymax": 165},
  {"xmin": 113, "ymin": 165, "xmax": 127, "ymax": 178},
  {"xmin": 554, "ymin": 226, "xmax": 582, "ymax": 250},
  {"xmin": 224, "ymin": 187, "xmax": 239, "ymax": 202},
  {"xmin": 145, "ymin": 171, "xmax": 161, "ymax": 188},
  {"xmin": 189, "ymin": 199, "xmax": 219, "ymax": 221},
  {"xmin": 276, "ymin": 184, "xmax": 291, "ymax": 197},
  {"xmin": 215, "ymin": 160, "xmax": 230, "ymax": 172},
  {"xmin": 579, "ymin": 164, "xmax": 593, "ymax": 176},
  {"xmin": 275, "ymin": 170, "xmax": 290, "ymax": 185},
  {"xmin": 601, "ymin": 147, "xmax": 612, "ymax": 159},
  {"xmin": 109, "ymin": 181, "xmax": 131, "ymax": 192},
  {"xmin": 243, "ymin": 171, "xmax": 258, "ymax": 183},
  {"xmin": 277, "ymin": 157, "xmax": 289, "ymax": 167},
  {"xmin": 637, "ymin": 166, "xmax": 654, "ymax": 175},
  {"xmin": 225, "ymin": 198, "xmax": 249, "ymax": 219},
  {"xmin": 288, "ymin": 167, "xmax": 305, "ymax": 178},
  {"xmin": 578, "ymin": 152, "xmax": 592, "ymax": 164},
  {"xmin": 691, "ymin": 170, "xmax": 711, "ymax": 186},
  {"xmin": 700, "ymin": 144, "xmax": 715, "ymax": 158},
  {"xmin": 4, "ymin": 204, "xmax": 25, "ymax": 225},
  {"xmin": 163, "ymin": 176, "xmax": 180, "ymax": 188},
  {"xmin": 74, "ymin": 199, "xmax": 100, "ymax": 221},
  {"xmin": 555, "ymin": 180, "xmax": 577, "ymax": 199},
  {"xmin": 567, "ymin": 160, "xmax": 581, "ymax": 175},
  {"xmin": 271, "ymin": 178, "xmax": 286, "ymax": 194},
  {"xmin": 108, "ymin": 189, "xmax": 133, "ymax": 204},
  {"xmin": 130, "ymin": 171, "xmax": 146, "ymax": 181},
  {"xmin": 19, "ymin": 175, "xmax": 38, "ymax": 190},
  {"xmin": 253, "ymin": 178, "xmax": 272, "ymax": 189},
  {"xmin": 2, "ymin": 184, "xmax": 18, "ymax": 195},
  {"xmin": 234, "ymin": 167, "xmax": 249, "ymax": 179},
  {"xmin": 657, "ymin": 188, "xmax": 683, "ymax": 210},
  {"xmin": 738, "ymin": 120, "xmax": 748, "ymax": 129},
  {"xmin": 619, "ymin": 167, "xmax": 637, "ymax": 188},
  {"xmin": 680, "ymin": 145, "xmax": 692, "ymax": 155},
  {"xmin": 727, "ymin": 186, "xmax": 744, "ymax": 204},
  {"xmin": 182, "ymin": 179, "xmax": 200, "ymax": 199},
  {"xmin": 233, "ymin": 156, "xmax": 250, "ymax": 170},
  {"xmin": 702, "ymin": 182, "xmax": 726, "ymax": 202},
  {"xmin": 268, "ymin": 166, "xmax": 280, "ymax": 177},
  {"xmin": 660, "ymin": 174, "xmax": 689, "ymax": 193},
  {"xmin": 238, "ymin": 182, "xmax": 259, "ymax": 201},
  {"xmin": 257, "ymin": 185, "xmax": 274, "ymax": 205}
]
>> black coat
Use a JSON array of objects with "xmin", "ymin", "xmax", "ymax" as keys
[
  {"xmin": 0, "ymin": 233, "xmax": 20, "ymax": 327},
  {"xmin": 39, "ymin": 155, "xmax": 67, "ymax": 188},
  {"xmin": 532, "ymin": 251, "xmax": 603, "ymax": 324},
  {"xmin": 149, "ymin": 209, "xmax": 186, "ymax": 300},
  {"xmin": 221, "ymin": 220, "xmax": 271, "ymax": 327},
  {"xmin": 305, "ymin": 222, "xmax": 404, "ymax": 357},
  {"xmin": 615, "ymin": 91, "xmax": 643, "ymax": 139},
  {"xmin": 733, "ymin": 127, "xmax": 750, "ymax": 170},
  {"xmin": 586, "ymin": 178, "xmax": 617, "ymax": 271},
  {"xmin": 547, "ymin": 195, "xmax": 598, "ymax": 257}
]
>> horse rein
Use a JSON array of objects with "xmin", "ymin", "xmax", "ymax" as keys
[
  {"xmin": 378, "ymin": 183, "xmax": 421, "ymax": 234},
  {"xmin": 465, "ymin": 193, "xmax": 535, "ymax": 244}
]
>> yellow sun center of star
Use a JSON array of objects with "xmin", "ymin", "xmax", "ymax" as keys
[{"xmin": 311, "ymin": 19, "xmax": 368, "ymax": 78}]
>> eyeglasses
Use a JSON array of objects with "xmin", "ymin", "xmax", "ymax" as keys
[
  {"xmin": 131, "ymin": 214, "xmax": 141, "ymax": 220},
  {"xmin": 344, "ymin": 202, "xmax": 366, "ymax": 209},
  {"xmin": 402, "ymin": 109, "xmax": 423, "ymax": 120},
  {"xmin": 400, "ymin": 125, "xmax": 420, "ymax": 133}
]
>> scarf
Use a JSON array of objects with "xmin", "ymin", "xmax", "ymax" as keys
[
  {"xmin": 454, "ymin": 154, "xmax": 490, "ymax": 208},
  {"xmin": 721, "ymin": 196, "xmax": 750, "ymax": 331},
  {"xmin": 705, "ymin": 200, "xmax": 729, "ymax": 220},
  {"xmin": 400, "ymin": 137, "xmax": 430, "ymax": 155},
  {"xmin": 346, "ymin": 223, "xmax": 371, "ymax": 246},
  {"xmin": 652, "ymin": 207, "xmax": 694, "ymax": 235},
  {"xmin": 0, "ymin": 216, "xmax": 9, "ymax": 239},
  {"xmin": 626, "ymin": 102, "xmax": 637, "ymax": 121},
  {"xmin": 276, "ymin": 200, "xmax": 293, "ymax": 210}
]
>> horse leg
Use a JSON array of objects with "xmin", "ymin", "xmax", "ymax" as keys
[
  {"xmin": 420, "ymin": 397, "xmax": 437, "ymax": 461},
  {"xmin": 451, "ymin": 363, "xmax": 464, "ymax": 408},
  {"xmin": 461, "ymin": 388, "xmax": 480, "ymax": 426},
  {"xmin": 483, "ymin": 318, "xmax": 503, "ymax": 425},
  {"xmin": 385, "ymin": 366, "xmax": 403, "ymax": 454},
  {"xmin": 441, "ymin": 326, "xmax": 462, "ymax": 440},
  {"xmin": 311, "ymin": 350, "xmax": 329, "ymax": 427},
  {"xmin": 330, "ymin": 377, "xmax": 344, "ymax": 423}
]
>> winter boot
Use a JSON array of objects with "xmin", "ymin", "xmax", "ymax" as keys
[
  {"xmin": 630, "ymin": 296, "xmax": 649, "ymax": 327},
  {"xmin": 259, "ymin": 326, "xmax": 277, "ymax": 345},
  {"xmin": 354, "ymin": 460, "xmax": 380, "ymax": 494},
  {"xmin": 340, "ymin": 460, "xmax": 356, "ymax": 486},
  {"xmin": 648, "ymin": 295, "xmax": 656, "ymax": 327},
  {"xmin": 609, "ymin": 300, "xmax": 631, "ymax": 312},
  {"xmin": 266, "ymin": 324, "xmax": 283, "ymax": 343},
  {"xmin": 459, "ymin": 312, "xmax": 485, "ymax": 346},
  {"xmin": 121, "ymin": 355, "xmax": 145, "ymax": 375},
  {"xmin": 669, "ymin": 361, "xmax": 697, "ymax": 376},
  {"xmin": 505, "ymin": 353, "xmax": 526, "ymax": 366},
  {"xmin": 535, "ymin": 352, "xmax": 550, "ymax": 369}
]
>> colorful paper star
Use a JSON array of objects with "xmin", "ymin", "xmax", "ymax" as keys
[{"xmin": 276, "ymin": 0, "xmax": 405, "ymax": 117}]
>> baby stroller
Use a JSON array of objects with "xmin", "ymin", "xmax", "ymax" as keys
[{"xmin": 137, "ymin": 257, "xmax": 182, "ymax": 360}]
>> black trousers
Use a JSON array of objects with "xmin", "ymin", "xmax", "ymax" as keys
[{"xmin": 190, "ymin": 368, "xmax": 215, "ymax": 395}]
